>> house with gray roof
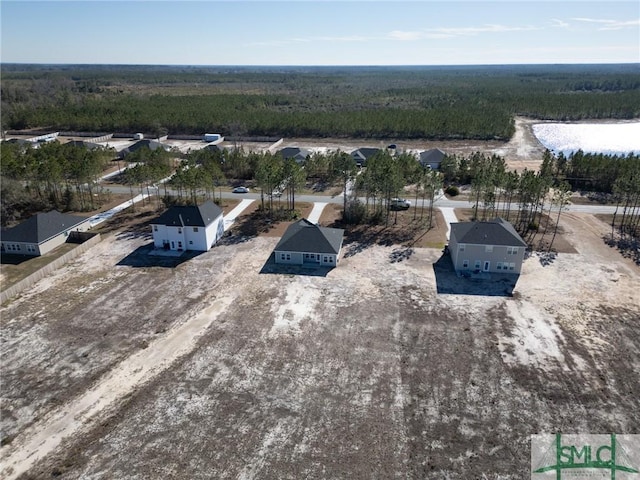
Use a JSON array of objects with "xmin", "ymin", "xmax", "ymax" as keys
[
  {"xmin": 1, "ymin": 211, "xmax": 91, "ymax": 256},
  {"xmin": 274, "ymin": 219, "xmax": 344, "ymax": 267},
  {"xmin": 150, "ymin": 200, "xmax": 224, "ymax": 252},
  {"xmin": 277, "ymin": 147, "xmax": 311, "ymax": 164},
  {"xmin": 419, "ymin": 148, "xmax": 446, "ymax": 170},
  {"xmin": 449, "ymin": 218, "xmax": 528, "ymax": 274},
  {"xmin": 350, "ymin": 147, "xmax": 381, "ymax": 167}
]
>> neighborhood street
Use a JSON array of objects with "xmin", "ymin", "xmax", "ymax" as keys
[{"xmin": 101, "ymin": 184, "xmax": 622, "ymax": 215}]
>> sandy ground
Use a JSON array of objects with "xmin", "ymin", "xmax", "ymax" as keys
[
  {"xmin": 1, "ymin": 207, "xmax": 638, "ymax": 478},
  {"xmin": 1, "ymin": 117, "xmax": 638, "ymax": 478}
]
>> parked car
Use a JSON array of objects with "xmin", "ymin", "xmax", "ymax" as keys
[
  {"xmin": 390, "ymin": 198, "xmax": 411, "ymax": 210},
  {"xmin": 232, "ymin": 186, "xmax": 249, "ymax": 193},
  {"xmin": 270, "ymin": 189, "xmax": 282, "ymax": 197}
]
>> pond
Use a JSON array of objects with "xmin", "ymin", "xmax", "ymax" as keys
[{"xmin": 532, "ymin": 121, "xmax": 640, "ymax": 157}]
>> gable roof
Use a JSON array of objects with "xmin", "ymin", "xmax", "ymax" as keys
[
  {"xmin": 278, "ymin": 147, "xmax": 311, "ymax": 161},
  {"xmin": 275, "ymin": 219, "xmax": 344, "ymax": 254},
  {"xmin": 419, "ymin": 148, "xmax": 446, "ymax": 166},
  {"xmin": 1, "ymin": 211, "xmax": 89, "ymax": 244},
  {"xmin": 450, "ymin": 218, "xmax": 527, "ymax": 247},
  {"xmin": 151, "ymin": 200, "xmax": 223, "ymax": 228},
  {"xmin": 351, "ymin": 147, "xmax": 381, "ymax": 160}
]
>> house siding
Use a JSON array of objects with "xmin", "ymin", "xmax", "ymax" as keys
[
  {"xmin": 151, "ymin": 214, "xmax": 223, "ymax": 252},
  {"xmin": 452, "ymin": 244, "xmax": 525, "ymax": 274},
  {"xmin": 275, "ymin": 250, "xmax": 338, "ymax": 266}
]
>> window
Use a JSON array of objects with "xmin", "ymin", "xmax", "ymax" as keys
[
  {"xmin": 509, "ymin": 263, "xmax": 515, "ymax": 270},
  {"xmin": 189, "ymin": 241, "xmax": 193, "ymax": 245},
  {"xmin": 16, "ymin": 244, "xmax": 20, "ymax": 250},
  {"xmin": 323, "ymin": 256, "xmax": 329, "ymax": 263},
  {"xmin": 154, "ymin": 225, "xmax": 158, "ymax": 231},
  {"xmin": 459, "ymin": 244, "xmax": 465, "ymax": 252},
  {"xmin": 178, "ymin": 228, "xmax": 182, "ymax": 234},
  {"xmin": 462, "ymin": 260, "xmax": 469, "ymax": 268},
  {"xmin": 485, "ymin": 245, "xmax": 493, "ymax": 253},
  {"xmin": 286, "ymin": 253, "xmax": 291, "ymax": 260},
  {"xmin": 497, "ymin": 262, "xmax": 503, "ymax": 270},
  {"xmin": 280, "ymin": 253, "xmax": 286, "ymax": 260},
  {"xmin": 193, "ymin": 227, "xmax": 199, "ymax": 232},
  {"xmin": 507, "ymin": 246, "xmax": 518, "ymax": 255},
  {"xmin": 474, "ymin": 260, "xmax": 481, "ymax": 270}
]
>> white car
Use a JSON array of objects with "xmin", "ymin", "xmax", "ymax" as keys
[
  {"xmin": 390, "ymin": 198, "xmax": 411, "ymax": 210},
  {"xmin": 232, "ymin": 186, "xmax": 249, "ymax": 193}
]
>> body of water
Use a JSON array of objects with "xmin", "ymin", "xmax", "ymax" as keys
[{"xmin": 532, "ymin": 121, "xmax": 640, "ymax": 157}]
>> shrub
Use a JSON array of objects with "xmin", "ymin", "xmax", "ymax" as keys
[{"xmin": 445, "ymin": 185, "xmax": 460, "ymax": 197}]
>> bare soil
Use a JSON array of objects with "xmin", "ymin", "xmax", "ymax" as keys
[{"xmin": 1, "ymin": 208, "xmax": 638, "ymax": 479}]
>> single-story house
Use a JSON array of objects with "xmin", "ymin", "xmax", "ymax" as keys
[
  {"xmin": 419, "ymin": 148, "xmax": 446, "ymax": 170},
  {"xmin": 1, "ymin": 211, "xmax": 91, "ymax": 256},
  {"xmin": 350, "ymin": 147, "xmax": 381, "ymax": 167},
  {"xmin": 273, "ymin": 218, "xmax": 345, "ymax": 267},
  {"xmin": 449, "ymin": 218, "xmax": 528, "ymax": 274},
  {"xmin": 150, "ymin": 200, "xmax": 224, "ymax": 252},
  {"xmin": 277, "ymin": 147, "xmax": 311, "ymax": 164},
  {"xmin": 118, "ymin": 139, "xmax": 170, "ymax": 159}
]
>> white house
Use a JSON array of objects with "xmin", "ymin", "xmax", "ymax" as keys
[
  {"xmin": 1, "ymin": 211, "xmax": 91, "ymax": 256},
  {"xmin": 150, "ymin": 200, "xmax": 224, "ymax": 252},
  {"xmin": 274, "ymin": 219, "xmax": 344, "ymax": 267}
]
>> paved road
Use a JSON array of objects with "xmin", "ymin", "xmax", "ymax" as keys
[{"xmin": 101, "ymin": 184, "xmax": 621, "ymax": 215}]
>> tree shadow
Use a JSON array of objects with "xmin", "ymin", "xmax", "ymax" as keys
[
  {"xmin": 259, "ymin": 252, "xmax": 333, "ymax": 277},
  {"xmin": 116, "ymin": 243, "xmax": 205, "ymax": 268},
  {"xmin": 432, "ymin": 252, "xmax": 519, "ymax": 297}
]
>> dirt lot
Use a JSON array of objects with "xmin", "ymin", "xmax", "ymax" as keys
[{"xmin": 1, "ymin": 204, "xmax": 638, "ymax": 478}]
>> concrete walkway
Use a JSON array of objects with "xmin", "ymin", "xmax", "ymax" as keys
[
  {"xmin": 223, "ymin": 199, "xmax": 255, "ymax": 231},
  {"xmin": 438, "ymin": 207, "xmax": 459, "ymax": 241},
  {"xmin": 88, "ymin": 193, "xmax": 151, "ymax": 228},
  {"xmin": 307, "ymin": 202, "xmax": 328, "ymax": 224}
]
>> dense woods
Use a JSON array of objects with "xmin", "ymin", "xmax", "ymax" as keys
[{"xmin": 2, "ymin": 64, "xmax": 639, "ymax": 140}]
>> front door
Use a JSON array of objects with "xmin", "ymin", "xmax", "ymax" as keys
[{"xmin": 483, "ymin": 261, "xmax": 490, "ymax": 272}]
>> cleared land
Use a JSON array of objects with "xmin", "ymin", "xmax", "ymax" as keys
[{"xmin": 1, "ymin": 204, "xmax": 638, "ymax": 478}]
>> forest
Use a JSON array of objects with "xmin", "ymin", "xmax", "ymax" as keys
[{"xmin": 2, "ymin": 64, "xmax": 639, "ymax": 140}]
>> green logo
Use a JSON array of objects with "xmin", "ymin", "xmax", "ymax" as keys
[{"xmin": 532, "ymin": 434, "xmax": 640, "ymax": 479}]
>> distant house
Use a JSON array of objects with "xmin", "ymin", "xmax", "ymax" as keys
[
  {"xmin": 1, "ymin": 211, "xmax": 91, "ymax": 256},
  {"xmin": 119, "ymin": 139, "xmax": 170, "ymax": 159},
  {"xmin": 419, "ymin": 148, "xmax": 446, "ymax": 170},
  {"xmin": 449, "ymin": 218, "xmax": 528, "ymax": 274},
  {"xmin": 351, "ymin": 147, "xmax": 381, "ymax": 167},
  {"xmin": 273, "ymin": 219, "xmax": 344, "ymax": 267},
  {"xmin": 150, "ymin": 200, "xmax": 224, "ymax": 252},
  {"xmin": 277, "ymin": 147, "xmax": 311, "ymax": 164}
]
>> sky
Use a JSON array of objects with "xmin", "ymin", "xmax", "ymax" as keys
[{"xmin": 1, "ymin": 1, "xmax": 639, "ymax": 66}]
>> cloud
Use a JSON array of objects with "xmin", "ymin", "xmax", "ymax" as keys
[
  {"xmin": 550, "ymin": 18, "xmax": 570, "ymax": 29},
  {"xmin": 387, "ymin": 23, "xmax": 538, "ymax": 41},
  {"xmin": 571, "ymin": 17, "xmax": 640, "ymax": 30}
]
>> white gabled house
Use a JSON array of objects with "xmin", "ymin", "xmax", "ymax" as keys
[
  {"xmin": 151, "ymin": 200, "xmax": 224, "ymax": 252},
  {"xmin": 274, "ymin": 218, "xmax": 345, "ymax": 267}
]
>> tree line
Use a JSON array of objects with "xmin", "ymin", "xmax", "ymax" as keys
[{"xmin": 3, "ymin": 64, "xmax": 638, "ymax": 140}]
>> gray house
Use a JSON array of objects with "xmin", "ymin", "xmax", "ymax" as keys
[
  {"xmin": 277, "ymin": 147, "xmax": 311, "ymax": 164},
  {"xmin": 419, "ymin": 148, "xmax": 446, "ymax": 170},
  {"xmin": 1, "ymin": 211, "xmax": 91, "ymax": 256},
  {"xmin": 274, "ymin": 219, "xmax": 344, "ymax": 267},
  {"xmin": 350, "ymin": 147, "xmax": 381, "ymax": 167},
  {"xmin": 449, "ymin": 218, "xmax": 528, "ymax": 274}
]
